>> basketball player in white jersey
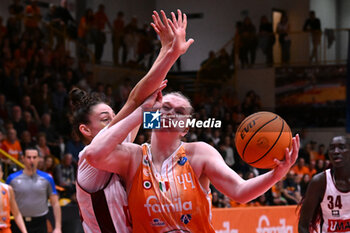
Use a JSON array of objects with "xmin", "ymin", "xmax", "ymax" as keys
[
  {"xmin": 74, "ymin": 9, "xmax": 193, "ymax": 233},
  {"xmin": 298, "ymin": 135, "xmax": 350, "ymax": 232}
]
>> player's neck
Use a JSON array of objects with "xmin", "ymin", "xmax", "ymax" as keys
[{"xmin": 151, "ymin": 133, "xmax": 181, "ymax": 165}]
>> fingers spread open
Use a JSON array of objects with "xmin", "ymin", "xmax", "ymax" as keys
[
  {"xmin": 150, "ymin": 23, "xmax": 160, "ymax": 34},
  {"xmin": 160, "ymin": 10, "xmax": 170, "ymax": 29},
  {"xmin": 183, "ymin": 13, "xmax": 188, "ymax": 29},
  {"xmin": 167, "ymin": 19, "xmax": 176, "ymax": 33},
  {"xmin": 171, "ymin": 12, "xmax": 178, "ymax": 28},
  {"xmin": 177, "ymin": 9, "xmax": 183, "ymax": 26}
]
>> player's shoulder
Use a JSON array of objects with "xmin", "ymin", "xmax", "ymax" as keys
[
  {"xmin": 184, "ymin": 141, "xmax": 215, "ymax": 150},
  {"xmin": 183, "ymin": 141, "xmax": 219, "ymax": 157},
  {"xmin": 6, "ymin": 170, "xmax": 23, "ymax": 184},
  {"xmin": 308, "ymin": 170, "xmax": 327, "ymax": 193},
  {"xmin": 37, "ymin": 170, "xmax": 54, "ymax": 182}
]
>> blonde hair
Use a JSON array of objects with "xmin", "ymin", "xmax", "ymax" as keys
[{"xmin": 163, "ymin": 92, "xmax": 193, "ymax": 115}]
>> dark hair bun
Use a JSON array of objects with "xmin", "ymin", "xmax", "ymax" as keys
[{"xmin": 70, "ymin": 88, "xmax": 87, "ymax": 109}]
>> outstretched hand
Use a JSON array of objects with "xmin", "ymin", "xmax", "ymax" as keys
[
  {"xmin": 151, "ymin": 9, "xmax": 194, "ymax": 55},
  {"xmin": 272, "ymin": 134, "xmax": 300, "ymax": 180}
]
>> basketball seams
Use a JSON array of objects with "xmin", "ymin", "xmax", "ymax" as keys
[
  {"xmin": 236, "ymin": 112, "xmax": 269, "ymax": 134},
  {"xmin": 241, "ymin": 115, "xmax": 279, "ymax": 160},
  {"xmin": 248, "ymin": 117, "xmax": 285, "ymax": 166}
]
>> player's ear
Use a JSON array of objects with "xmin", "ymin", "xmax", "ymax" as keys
[{"xmin": 79, "ymin": 124, "xmax": 91, "ymax": 138}]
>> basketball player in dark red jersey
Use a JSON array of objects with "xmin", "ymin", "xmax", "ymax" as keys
[{"xmin": 299, "ymin": 135, "xmax": 350, "ymax": 232}]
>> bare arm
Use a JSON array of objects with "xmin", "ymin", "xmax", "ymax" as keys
[
  {"xmin": 9, "ymin": 186, "xmax": 27, "ymax": 233},
  {"xmin": 86, "ymin": 89, "xmax": 163, "ymax": 174},
  {"xmin": 201, "ymin": 135, "xmax": 299, "ymax": 203},
  {"xmin": 108, "ymin": 10, "xmax": 194, "ymax": 128},
  {"xmin": 49, "ymin": 194, "xmax": 62, "ymax": 233},
  {"xmin": 298, "ymin": 172, "xmax": 325, "ymax": 233}
]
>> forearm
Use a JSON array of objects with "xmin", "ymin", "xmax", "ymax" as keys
[
  {"xmin": 111, "ymin": 48, "xmax": 178, "ymax": 126},
  {"xmin": 52, "ymin": 202, "xmax": 62, "ymax": 230},
  {"xmin": 86, "ymin": 107, "xmax": 143, "ymax": 159},
  {"xmin": 234, "ymin": 170, "xmax": 279, "ymax": 203},
  {"xmin": 14, "ymin": 215, "xmax": 27, "ymax": 233}
]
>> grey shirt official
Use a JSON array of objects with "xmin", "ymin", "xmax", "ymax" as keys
[{"xmin": 6, "ymin": 170, "xmax": 58, "ymax": 217}]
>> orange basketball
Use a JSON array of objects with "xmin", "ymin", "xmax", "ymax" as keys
[{"xmin": 234, "ymin": 111, "xmax": 292, "ymax": 169}]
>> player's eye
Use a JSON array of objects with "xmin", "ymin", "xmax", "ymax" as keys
[{"xmin": 162, "ymin": 105, "xmax": 171, "ymax": 111}]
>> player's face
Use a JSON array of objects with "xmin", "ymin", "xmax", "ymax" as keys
[
  {"xmin": 88, "ymin": 103, "xmax": 115, "ymax": 138},
  {"xmin": 160, "ymin": 94, "xmax": 191, "ymax": 133},
  {"xmin": 23, "ymin": 149, "xmax": 39, "ymax": 170},
  {"xmin": 328, "ymin": 136, "xmax": 350, "ymax": 168}
]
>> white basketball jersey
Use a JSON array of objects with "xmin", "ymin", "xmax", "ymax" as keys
[
  {"xmin": 76, "ymin": 128, "xmax": 132, "ymax": 233},
  {"xmin": 320, "ymin": 169, "xmax": 350, "ymax": 232},
  {"xmin": 76, "ymin": 173, "xmax": 132, "ymax": 233}
]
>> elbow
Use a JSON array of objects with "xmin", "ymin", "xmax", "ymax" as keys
[{"xmin": 84, "ymin": 147, "xmax": 101, "ymax": 168}]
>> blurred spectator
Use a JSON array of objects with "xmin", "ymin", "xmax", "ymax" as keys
[
  {"xmin": 118, "ymin": 78, "xmax": 132, "ymax": 106},
  {"xmin": 314, "ymin": 143, "xmax": 326, "ymax": 161},
  {"xmin": 38, "ymin": 113, "xmax": 61, "ymax": 158},
  {"xmin": 0, "ymin": 129, "xmax": 5, "ymax": 147},
  {"xmin": 258, "ymin": 15, "xmax": 275, "ymax": 66},
  {"xmin": 308, "ymin": 160, "xmax": 317, "ymax": 177},
  {"xmin": 52, "ymin": 81, "xmax": 68, "ymax": 117},
  {"xmin": 0, "ymin": 17, "xmax": 8, "ymax": 40},
  {"xmin": 104, "ymin": 84, "xmax": 116, "ymax": 110},
  {"xmin": 8, "ymin": 0, "xmax": 24, "ymax": 36},
  {"xmin": 112, "ymin": 11, "xmax": 126, "ymax": 66},
  {"xmin": 222, "ymin": 136, "xmax": 235, "ymax": 169},
  {"xmin": 0, "ymin": 93, "xmax": 11, "ymax": 121},
  {"xmin": 241, "ymin": 90, "xmax": 261, "ymax": 116},
  {"xmin": 300, "ymin": 173, "xmax": 310, "ymax": 196},
  {"xmin": 54, "ymin": 152, "xmax": 76, "ymax": 198},
  {"xmin": 55, "ymin": 0, "xmax": 76, "ymax": 40},
  {"xmin": 24, "ymin": 0, "xmax": 42, "ymax": 34},
  {"xmin": 32, "ymin": 83, "xmax": 53, "ymax": 116},
  {"xmin": 137, "ymin": 23, "xmax": 155, "ymax": 69},
  {"xmin": 20, "ymin": 130, "xmax": 35, "ymax": 152},
  {"xmin": 1, "ymin": 128, "xmax": 22, "ymax": 161},
  {"xmin": 240, "ymin": 17, "xmax": 257, "ymax": 68},
  {"xmin": 291, "ymin": 158, "xmax": 310, "ymax": 178},
  {"xmin": 64, "ymin": 131, "xmax": 84, "ymax": 162},
  {"xmin": 11, "ymin": 106, "xmax": 26, "ymax": 137},
  {"xmin": 35, "ymin": 132, "xmax": 51, "ymax": 158},
  {"xmin": 22, "ymin": 111, "xmax": 38, "ymax": 138},
  {"xmin": 315, "ymin": 159, "xmax": 325, "ymax": 174},
  {"xmin": 212, "ymin": 191, "xmax": 225, "ymax": 208},
  {"xmin": 271, "ymin": 181, "xmax": 288, "ymax": 205},
  {"xmin": 251, "ymin": 193, "xmax": 269, "ymax": 206},
  {"xmin": 198, "ymin": 50, "xmax": 217, "ymax": 80},
  {"xmin": 43, "ymin": 3, "xmax": 59, "ymax": 48},
  {"xmin": 77, "ymin": 8, "xmax": 94, "ymax": 61},
  {"xmin": 282, "ymin": 171, "xmax": 302, "ymax": 204},
  {"xmin": 21, "ymin": 95, "xmax": 40, "ymax": 124},
  {"xmin": 277, "ymin": 13, "xmax": 291, "ymax": 64},
  {"xmin": 303, "ymin": 11, "xmax": 321, "ymax": 63},
  {"xmin": 210, "ymin": 129, "xmax": 221, "ymax": 147},
  {"xmin": 93, "ymin": 4, "xmax": 111, "ymax": 63},
  {"xmin": 42, "ymin": 154, "xmax": 56, "ymax": 177},
  {"xmin": 124, "ymin": 16, "xmax": 139, "ymax": 64}
]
